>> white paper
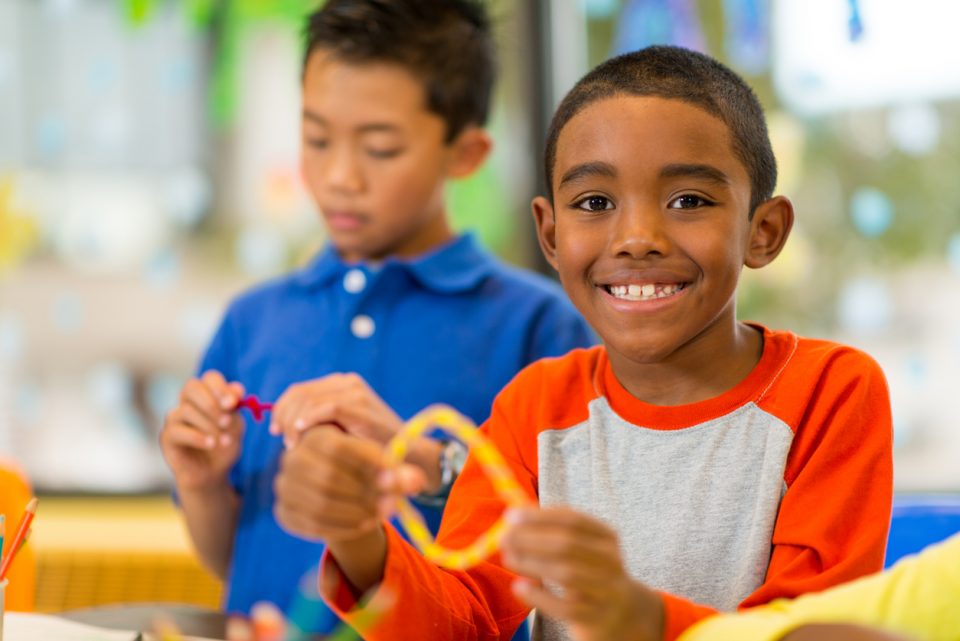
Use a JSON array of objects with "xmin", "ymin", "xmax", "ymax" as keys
[{"xmin": 3, "ymin": 612, "xmax": 138, "ymax": 641}]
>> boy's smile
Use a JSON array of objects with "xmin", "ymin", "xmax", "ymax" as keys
[{"xmin": 534, "ymin": 95, "xmax": 792, "ymax": 404}]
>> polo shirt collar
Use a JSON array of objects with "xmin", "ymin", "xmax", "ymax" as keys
[{"xmin": 295, "ymin": 233, "xmax": 494, "ymax": 293}]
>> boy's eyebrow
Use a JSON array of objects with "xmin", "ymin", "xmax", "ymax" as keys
[
  {"xmin": 659, "ymin": 163, "xmax": 731, "ymax": 185},
  {"xmin": 558, "ymin": 161, "xmax": 617, "ymax": 187},
  {"xmin": 302, "ymin": 109, "xmax": 401, "ymax": 134}
]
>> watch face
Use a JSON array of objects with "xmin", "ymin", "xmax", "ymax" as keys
[{"xmin": 446, "ymin": 439, "xmax": 469, "ymax": 473}]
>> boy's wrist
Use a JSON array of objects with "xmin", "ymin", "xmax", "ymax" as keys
[
  {"xmin": 175, "ymin": 474, "xmax": 234, "ymax": 498},
  {"xmin": 626, "ymin": 580, "xmax": 665, "ymax": 641},
  {"xmin": 326, "ymin": 524, "xmax": 389, "ymax": 596}
]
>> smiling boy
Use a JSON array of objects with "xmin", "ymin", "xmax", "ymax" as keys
[
  {"xmin": 274, "ymin": 46, "xmax": 893, "ymax": 641},
  {"xmin": 158, "ymin": 0, "xmax": 593, "ymax": 631}
]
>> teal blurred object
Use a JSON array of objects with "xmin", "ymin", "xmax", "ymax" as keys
[{"xmin": 885, "ymin": 494, "xmax": 960, "ymax": 568}]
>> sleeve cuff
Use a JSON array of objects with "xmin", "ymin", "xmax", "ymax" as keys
[
  {"xmin": 318, "ymin": 525, "xmax": 411, "ymax": 638},
  {"xmin": 660, "ymin": 591, "xmax": 719, "ymax": 641},
  {"xmin": 318, "ymin": 548, "xmax": 362, "ymax": 616}
]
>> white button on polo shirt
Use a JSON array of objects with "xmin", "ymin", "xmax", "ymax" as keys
[
  {"xmin": 343, "ymin": 269, "xmax": 366, "ymax": 293},
  {"xmin": 350, "ymin": 314, "xmax": 375, "ymax": 338}
]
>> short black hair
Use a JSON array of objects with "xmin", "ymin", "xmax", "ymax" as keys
[
  {"xmin": 544, "ymin": 45, "xmax": 777, "ymax": 215},
  {"xmin": 303, "ymin": 0, "xmax": 496, "ymax": 142}
]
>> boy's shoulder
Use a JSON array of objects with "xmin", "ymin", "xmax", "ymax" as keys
[
  {"xmin": 222, "ymin": 268, "xmax": 311, "ymax": 319},
  {"xmin": 771, "ymin": 328, "xmax": 885, "ymax": 380},
  {"xmin": 479, "ymin": 255, "xmax": 574, "ymax": 305},
  {"xmin": 218, "ymin": 244, "xmax": 346, "ymax": 319},
  {"xmin": 758, "ymin": 326, "xmax": 889, "ymax": 422}
]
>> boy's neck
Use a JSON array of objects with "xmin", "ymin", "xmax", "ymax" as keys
[{"xmin": 608, "ymin": 320, "xmax": 764, "ymax": 407}]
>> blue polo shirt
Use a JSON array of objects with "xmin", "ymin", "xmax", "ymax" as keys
[{"xmin": 197, "ymin": 233, "xmax": 594, "ymax": 631}]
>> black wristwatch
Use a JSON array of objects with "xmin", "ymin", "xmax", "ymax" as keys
[{"xmin": 414, "ymin": 439, "xmax": 468, "ymax": 506}]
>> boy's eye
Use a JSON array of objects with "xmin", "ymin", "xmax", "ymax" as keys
[
  {"xmin": 574, "ymin": 195, "xmax": 614, "ymax": 212},
  {"xmin": 305, "ymin": 138, "xmax": 328, "ymax": 150},
  {"xmin": 366, "ymin": 148, "xmax": 403, "ymax": 159},
  {"xmin": 668, "ymin": 194, "xmax": 714, "ymax": 209}
]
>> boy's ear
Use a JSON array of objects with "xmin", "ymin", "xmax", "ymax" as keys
[
  {"xmin": 745, "ymin": 195, "xmax": 794, "ymax": 269},
  {"xmin": 531, "ymin": 196, "xmax": 560, "ymax": 272},
  {"xmin": 446, "ymin": 126, "xmax": 492, "ymax": 179}
]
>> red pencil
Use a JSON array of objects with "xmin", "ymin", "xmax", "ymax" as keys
[{"xmin": 0, "ymin": 497, "xmax": 37, "ymax": 580}]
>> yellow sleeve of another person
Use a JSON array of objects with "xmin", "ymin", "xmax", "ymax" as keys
[{"xmin": 679, "ymin": 533, "xmax": 960, "ymax": 641}]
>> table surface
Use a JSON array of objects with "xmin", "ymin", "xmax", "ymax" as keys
[{"xmin": 58, "ymin": 603, "xmax": 227, "ymax": 639}]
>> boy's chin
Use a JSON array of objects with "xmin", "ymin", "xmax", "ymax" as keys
[
  {"xmin": 330, "ymin": 237, "xmax": 381, "ymax": 263},
  {"xmin": 604, "ymin": 339, "xmax": 681, "ymax": 366}
]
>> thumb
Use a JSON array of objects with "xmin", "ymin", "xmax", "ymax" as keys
[
  {"xmin": 396, "ymin": 463, "xmax": 427, "ymax": 494},
  {"xmin": 375, "ymin": 463, "xmax": 427, "ymax": 520},
  {"xmin": 377, "ymin": 463, "xmax": 427, "ymax": 495}
]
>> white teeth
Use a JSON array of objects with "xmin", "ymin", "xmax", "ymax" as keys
[{"xmin": 607, "ymin": 283, "xmax": 683, "ymax": 301}]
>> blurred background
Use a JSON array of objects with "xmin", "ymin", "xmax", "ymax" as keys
[{"xmin": 0, "ymin": 0, "xmax": 959, "ymax": 605}]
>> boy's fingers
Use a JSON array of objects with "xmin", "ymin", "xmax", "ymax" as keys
[
  {"xmin": 274, "ymin": 476, "xmax": 375, "ymax": 527},
  {"xmin": 201, "ymin": 370, "xmax": 239, "ymax": 410},
  {"xmin": 291, "ymin": 402, "xmax": 338, "ymax": 433},
  {"xmin": 511, "ymin": 578, "xmax": 592, "ymax": 624},
  {"xmin": 227, "ymin": 381, "xmax": 246, "ymax": 406},
  {"xmin": 377, "ymin": 464, "xmax": 427, "ymax": 495},
  {"xmin": 270, "ymin": 390, "xmax": 303, "ymax": 438},
  {"xmin": 300, "ymin": 429, "xmax": 384, "ymax": 483},
  {"xmin": 275, "ymin": 375, "xmax": 398, "ymax": 440},
  {"xmin": 280, "ymin": 449, "xmax": 376, "ymax": 502},
  {"xmin": 502, "ymin": 527, "xmax": 623, "ymax": 595},
  {"xmin": 163, "ymin": 423, "xmax": 216, "ymax": 451},
  {"xmin": 282, "ymin": 422, "xmax": 342, "ymax": 449},
  {"xmin": 290, "ymin": 397, "xmax": 394, "ymax": 440},
  {"xmin": 337, "ymin": 388, "xmax": 404, "ymax": 441},
  {"xmin": 181, "ymin": 378, "xmax": 222, "ymax": 421},
  {"xmin": 503, "ymin": 548, "xmax": 618, "ymax": 594},
  {"xmin": 173, "ymin": 404, "xmax": 220, "ymax": 437},
  {"xmin": 503, "ymin": 546, "xmax": 583, "ymax": 586},
  {"xmin": 275, "ymin": 506, "xmax": 378, "ymax": 542},
  {"xmin": 507, "ymin": 507, "xmax": 614, "ymax": 538},
  {"xmin": 376, "ymin": 495, "xmax": 397, "ymax": 520},
  {"xmin": 505, "ymin": 524, "xmax": 616, "ymax": 565}
]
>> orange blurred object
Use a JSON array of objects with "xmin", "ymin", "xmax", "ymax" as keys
[{"xmin": 0, "ymin": 460, "xmax": 36, "ymax": 610}]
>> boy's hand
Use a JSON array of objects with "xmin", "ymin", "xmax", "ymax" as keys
[
  {"xmin": 502, "ymin": 508, "xmax": 664, "ymax": 641},
  {"xmin": 159, "ymin": 371, "xmax": 245, "ymax": 491},
  {"xmin": 270, "ymin": 373, "xmax": 447, "ymax": 493},
  {"xmin": 275, "ymin": 427, "xmax": 426, "ymax": 593},
  {"xmin": 270, "ymin": 373, "xmax": 402, "ymax": 448},
  {"xmin": 273, "ymin": 427, "xmax": 426, "ymax": 543}
]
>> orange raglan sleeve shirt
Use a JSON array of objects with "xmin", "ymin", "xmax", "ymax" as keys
[{"xmin": 322, "ymin": 327, "xmax": 893, "ymax": 641}]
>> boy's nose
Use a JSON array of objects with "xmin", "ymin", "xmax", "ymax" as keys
[
  {"xmin": 324, "ymin": 148, "xmax": 365, "ymax": 193},
  {"xmin": 609, "ymin": 203, "xmax": 671, "ymax": 258}
]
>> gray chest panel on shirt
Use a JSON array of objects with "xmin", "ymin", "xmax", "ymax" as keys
[{"xmin": 533, "ymin": 398, "xmax": 793, "ymax": 641}]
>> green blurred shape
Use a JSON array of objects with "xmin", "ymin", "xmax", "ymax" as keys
[
  {"xmin": 447, "ymin": 162, "xmax": 513, "ymax": 254},
  {"xmin": 183, "ymin": 0, "xmax": 216, "ymax": 27},
  {"xmin": 124, "ymin": 0, "xmax": 155, "ymax": 25},
  {"xmin": 208, "ymin": 0, "xmax": 319, "ymax": 126}
]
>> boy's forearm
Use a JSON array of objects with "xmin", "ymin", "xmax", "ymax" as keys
[
  {"xmin": 327, "ymin": 526, "xmax": 389, "ymax": 596},
  {"xmin": 177, "ymin": 479, "xmax": 240, "ymax": 580}
]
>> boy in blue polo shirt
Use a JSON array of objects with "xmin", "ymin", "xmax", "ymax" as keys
[{"xmin": 158, "ymin": 0, "xmax": 593, "ymax": 632}]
